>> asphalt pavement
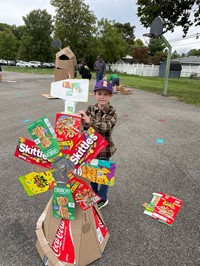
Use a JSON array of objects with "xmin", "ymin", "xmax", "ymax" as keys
[{"xmin": 0, "ymin": 71, "xmax": 200, "ymax": 266}]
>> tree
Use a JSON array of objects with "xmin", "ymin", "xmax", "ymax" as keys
[
  {"xmin": 95, "ymin": 19, "xmax": 129, "ymax": 63},
  {"xmin": 51, "ymin": 0, "xmax": 96, "ymax": 61},
  {"xmin": 0, "ymin": 30, "xmax": 19, "ymax": 60},
  {"xmin": 187, "ymin": 49, "xmax": 200, "ymax": 56},
  {"xmin": 114, "ymin": 22, "xmax": 135, "ymax": 45},
  {"xmin": 19, "ymin": 9, "xmax": 54, "ymax": 62},
  {"xmin": 137, "ymin": 0, "xmax": 200, "ymax": 36},
  {"xmin": 148, "ymin": 37, "xmax": 166, "ymax": 56},
  {"xmin": 132, "ymin": 46, "xmax": 150, "ymax": 64}
]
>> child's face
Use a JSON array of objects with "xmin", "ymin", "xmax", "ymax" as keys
[{"xmin": 94, "ymin": 89, "xmax": 112, "ymax": 108}]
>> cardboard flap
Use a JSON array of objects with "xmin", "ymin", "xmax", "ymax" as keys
[
  {"xmin": 78, "ymin": 208, "xmax": 101, "ymax": 265},
  {"xmin": 56, "ymin": 47, "xmax": 76, "ymax": 60}
]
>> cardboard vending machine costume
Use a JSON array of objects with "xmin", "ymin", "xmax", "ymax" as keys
[
  {"xmin": 36, "ymin": 198, "xmax": 110, "ymax": 266},
  {"xmin": 54, "ymin": 46, "xmax": 77, "ymax": 81}
]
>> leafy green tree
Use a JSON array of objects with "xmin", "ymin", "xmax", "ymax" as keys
[
  {"xmin": 148, "ymin": 37, "xmax": 166, "ymax": 56},
  {"xmin": 0, "ymin": 30, "xmax": 19, "ymax": 60},
  {"xmin": 137, "ymin": 0, "xmax": 200, "ymax": 36},
  {"xmin": 95, "ymin": 19, "xmax": 129, "ymax": 63},
  {"xmin": 114, "ymin": 22, "xmax": 135, "ymax": 45},
  {"xmin": 51, "ymin": 0, "xmax": 96, "ymax": 61},
  {"xmin": 187, "ymin": 49, "xmax": 200, "ymax": 56},
  {"xmin": 19, "ymin": 9, "xmax": 54, "ymax": 62}
]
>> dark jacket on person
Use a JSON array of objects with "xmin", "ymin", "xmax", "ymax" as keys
[{"xmin": 79, "ymin": 64, "xmax": 92, "ymax": 80}]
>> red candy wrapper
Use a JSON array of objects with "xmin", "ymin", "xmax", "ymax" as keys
[
  {"xmin": 14, "ymin": 137, "xmax": 52, "ymax": 169},
  {"xmin": 69, "ymin": 127, "xmax": 108, "ymax": 169},
  {"xmin": 54, "ymin": 112, "xmax": 82, "ymax": 154}
]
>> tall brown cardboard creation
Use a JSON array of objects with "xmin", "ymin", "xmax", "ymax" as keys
[
  {"xmin": 54, "ymin": 47, "xmax": 77, "ymax": 81},
  {"xmin": 36, "ymin": 197, "xmax": 109, "ymax": 266}
]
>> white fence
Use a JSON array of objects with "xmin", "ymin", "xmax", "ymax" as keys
[{"xmin": 108, "ymin": 63, "xmax": 200, "ymax": 78}]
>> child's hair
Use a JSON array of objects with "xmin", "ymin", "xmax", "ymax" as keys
[{"xmin": 94, "ymin": 80, "xmax": 113, "ymax": 94}]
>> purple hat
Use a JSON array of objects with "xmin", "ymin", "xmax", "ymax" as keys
[{"xmin": 94, "ymin": 79, "xmax": 113, "ymax": 94}]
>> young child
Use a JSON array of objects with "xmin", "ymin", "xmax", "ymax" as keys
[{"xmin": 78, "ymin": 79, "xmax": 117, "ymax": 209}]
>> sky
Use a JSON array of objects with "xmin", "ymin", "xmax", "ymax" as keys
[{"xmin": 0, "ymin": 0, "xmax": 200, "ymax": 54}]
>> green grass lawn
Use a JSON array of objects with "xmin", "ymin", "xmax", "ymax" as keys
[{"xmin": 2, "ymin": 66, "xmax": 200, "ymax": 107}]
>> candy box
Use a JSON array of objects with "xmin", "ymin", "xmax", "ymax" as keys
[
  {"xmin": 69, "ymin": 127, "xmax": 109, "ymax": 169},
  {"xmin": 18, "ymin": 170, "xmax": 55, "ymax": 196},
  {"xmin": 14, "ymin": 137, "xmax": 52, "ymax": 169},
  {"xmin": 52, "ymin": 186, "xmax": 75, "ymax": 220},
  {"xmin": 27, "ymin": 116, "xmax": 60, "ymax": 160},
  {"xmin": 54, "ymin": 112, "xmax": 82, "ymax": 154},
  {"xmin": 67, "ymin": 173, "xmax": 101, "ymax": 211},
  {"xmin": 75, "ymin": 159, "xmax": 116, "ymax": 186}
]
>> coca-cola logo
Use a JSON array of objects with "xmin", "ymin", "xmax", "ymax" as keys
[{"xmin": 52, "ymin": 220, "xmax": 65, "ymax": 257}]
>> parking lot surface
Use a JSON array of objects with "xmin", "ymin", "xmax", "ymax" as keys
[{"xmin": 0, "ymin": 72, "xmax": 200, "ymax": 266}]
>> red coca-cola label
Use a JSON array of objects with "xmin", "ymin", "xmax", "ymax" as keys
[
  {"xmin": 52, "ymin": 219, "xmax": 75, "ymax": 263},
  {"xmin": 92, "ymin": 208, "xmax": 108, "ymax": 244}
]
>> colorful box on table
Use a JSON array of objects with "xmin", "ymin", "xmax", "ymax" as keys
[{"xmin": 54, "ymin": 112, "xmax": 82, "ymax": 154}]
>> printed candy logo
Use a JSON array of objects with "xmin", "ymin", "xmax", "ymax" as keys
[
  {"xmin": 69, "ymin": 127, "xmax": 108, "ymax": 169},
  {"xmin": 52, "ymin": 219, "xmax": 75, "ymax": 263},
  {"xmin": 70, "ymin": 133, "xmax": 98, "ymax": 166},
  {"xmin": 14, "ymin": 137, "xmax": 52, "ymax": 169}
]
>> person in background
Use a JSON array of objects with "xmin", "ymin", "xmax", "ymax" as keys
[
  {"xmin": 94, "ymin": 55, "xmax": 106, "ymax": 82},
  {"xmin": 79, "ymin": 61, "xmax": 92, "ymax": 80},
  {"xmin": 78, "ymin": 79, "xmax": 117, "ymax": 209},
  {"xmin": 108, "ymin": 73, "xmax": 120, "ymax": 93}
]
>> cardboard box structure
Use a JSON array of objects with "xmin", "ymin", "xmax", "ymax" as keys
[
  {"xmin": 54, "ymin": 47, "xmax": 77, "ymax": 81},
  {"xmin": 36, "ymin": 198, "xmax": 109, "ymax": 266}
]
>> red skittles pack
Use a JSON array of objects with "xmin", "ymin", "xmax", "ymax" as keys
[
  {"xmin": 54, "ymin": 112, "xmax": 82, "ymax": 155},
  {"xmin": 51, "ymin": 219, "xmax": 75, "ymax": 264},
  {"xmin": 67, "ymin": 173, "xmax": 101, "ymax": 211},
  {"xmin": 69, "ymin": 127, "xmax": 108, "ymax": 169},
  {"xmin": 14, "ymin": 137, "xmax": 52, "ymax": 169}
]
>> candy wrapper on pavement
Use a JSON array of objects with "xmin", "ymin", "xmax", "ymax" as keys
[{"xmin": 15, "ymin": 114, "xmax": 113, "ymax": 265}]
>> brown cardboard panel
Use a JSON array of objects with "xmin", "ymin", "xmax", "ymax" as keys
[
  {"xmin": 54, "ymin": 68, "xmax": 75, "ymax": 81},
  {"xmin": 55, "ymin": 59, "xmax": 75, "ymax": 70},
  {"xmin": 56, "ymin": 47, "xmax": 76, "ymax": 60},
  {"xmin": 78, "ymin": 208, "xmax": 101, "ymax": 266},
  {"xmin": 41, "ymin": 94, "xmax": 59, "ymax": 99},
  {"xmin": 36, "ymin": 198, "xmax": 109, "ymax": 266}
]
